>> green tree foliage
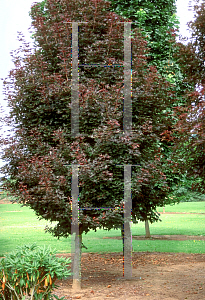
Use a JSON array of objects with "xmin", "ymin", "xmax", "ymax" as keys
[
  {"xmin": 168, "ymin": 175, "xmax": 205, "ymax": 202},
  {"xmin": 107, "ymin": 0, "xmax": 179, "ymax": 64},
  {"xmin": 107, "ymin": 0, "xmax": 196, "ymax": 116},
  {"xmin": 0, "ymin": 0, "xmax": 182, "ymax": 242},
  {"xmin": 106, "ymin": 0, "xmax": 197, "ymax": 209},
  {"xmin": 187, "ymin": 0, "xmax": 205, "ymax": 85},
  {"xmin": 172, "ymin": 0, "xmax": 205, "ymax": 194}
]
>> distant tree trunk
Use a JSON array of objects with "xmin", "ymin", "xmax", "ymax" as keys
[
  {"xmin": 163, "ymin": 206, "xmax": 165, "ymax": 213},
  {"xmin": 145, "ymin": 219, "xmax": 151, "ymax": 238},
  {"xmin": 72, "ymin": 233, "xmax": 82, "ymax": 291}
]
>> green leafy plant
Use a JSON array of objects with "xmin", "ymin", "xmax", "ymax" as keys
[{"xmin": 0, "ymin": 243, "xmax": 71, "ymax": 300}]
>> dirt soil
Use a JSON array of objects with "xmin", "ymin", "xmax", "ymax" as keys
[{"xmin": 54, "ymin": 245, "xmax": 205, "ymax": 300}]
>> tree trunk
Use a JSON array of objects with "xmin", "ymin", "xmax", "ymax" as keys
[
  {"xmin": 72, "ymin": 233, "xmax": 82, "ymax": 291},
  {"xmin": 145, "ymin": 219, "xmax": 151, "ymax": 238},
  {"xmin": 163, "ymin": 206, "xmax": 165, "ymax": 213}
]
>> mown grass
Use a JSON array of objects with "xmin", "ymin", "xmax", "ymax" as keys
[
  {"xmin": 0, "ymin": 202, "xmax": 205, "ymax": 256},
  {"xmin": 156, "ymin": 201, "xmax": 205, "ymax": 213}
]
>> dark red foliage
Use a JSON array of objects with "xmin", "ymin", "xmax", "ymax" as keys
[{"xmin": 0, "ymin": 0, "xmax": 180, "ymax": 238}]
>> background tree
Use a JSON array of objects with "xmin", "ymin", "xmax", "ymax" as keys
[
  {"xmin": 0, "ymin": 0, "xmax": 182, "ymax": 258},
  {"xmin": 106, "ymin": 0, "xmax": 197, "ymax": 235},
  {"xmin": 167, "ymin": 173, "xmax": 205, "ymax": 202},
  {"xmin": 107, "ymin": 0, "xmax": 178, "ymax": 65},
  {"xmin": 172, "ymin": 0, "xmax": 205, "ymax": 195},
  {"xmin": 106, "ymin": 0, "xmax": 188, "ymax": 92}
]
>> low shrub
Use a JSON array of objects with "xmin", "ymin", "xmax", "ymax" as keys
[{"xmin": 0, "ymin": 243, "xmax": 71, "ymax": 300}]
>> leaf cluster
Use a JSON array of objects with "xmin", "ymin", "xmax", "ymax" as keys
[
  {"xmin": 107, "ymin": 0, "xmax": 179, "ymax": 63},
  {"xmin": 0, "ymin": 243, "xmax": 71, "ymax": 300}
]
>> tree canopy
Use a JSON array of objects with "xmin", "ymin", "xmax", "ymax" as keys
[
  {"xmin": 171, "ymin": 0, "xmax": 205, "ymax": 194},
  {"xmin": 107, "ymin": 0, "xmax": 178, "ymax": 64},
  {"xmin": 0, "ymin": 0, "xmax": 184, "ymax": 242}
]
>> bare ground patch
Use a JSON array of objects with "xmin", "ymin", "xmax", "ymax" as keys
[
  {"xmin": 103, "ymin": 234, "xmax": 205, "ymax": 241},
  {"xmin": 54, "ymin": 252, "xmax": 205, "ymax": 300}
]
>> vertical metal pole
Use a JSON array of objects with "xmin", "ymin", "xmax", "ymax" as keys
[
  {"xmin": 71, "ymin": 22, "xmax": 79, "ymax": 138},
  {"xmin": 123, "ymin": 165, "xmax": 132, "ymax": 279},
  {"xmin": 71, "ymin": 165, "xmax": 80, "ymax": 289},
  {"xmin": 71, "ymin": 22, "xmax": 80, "ymax": 289},
  {"xmin": 123, "ymin": 22, "xmax": 132, "ymax": 279},
  {"xmin": 123, "ymin": 22, "xmax": 132, "ymax": 134}
]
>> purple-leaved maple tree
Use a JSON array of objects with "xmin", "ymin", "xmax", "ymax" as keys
[{"xmin": 0, "ymin": 0, "xmax": 182, "ymax": 283}]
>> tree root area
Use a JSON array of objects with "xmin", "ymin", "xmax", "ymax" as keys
[{"xmin": 54, "ymin": 252, "xmax": 205, "ymax": 299}]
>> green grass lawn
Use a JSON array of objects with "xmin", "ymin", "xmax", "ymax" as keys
[
  {"xmin": 156, "ymin": 201, "xmax": 205, "ymax": 213},
  {"xmin": 0, "ymin": 202, "xmax": 205, "ymax": 256}
]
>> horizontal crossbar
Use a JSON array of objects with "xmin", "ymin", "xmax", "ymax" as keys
[
  {"xmin": 79, "ymin": 207, "xmax": 125, "ymax": 211},
  {"xmin": 78, "ymin": 64, "xmax": 124, "ymax": 67},
  {"xmin": 64, "ymin": 164, "xmax": 140, "ymax": 166},
  {"xmin": 66, "ymin": 22, "xmax": 136, "ymax": 24}
]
